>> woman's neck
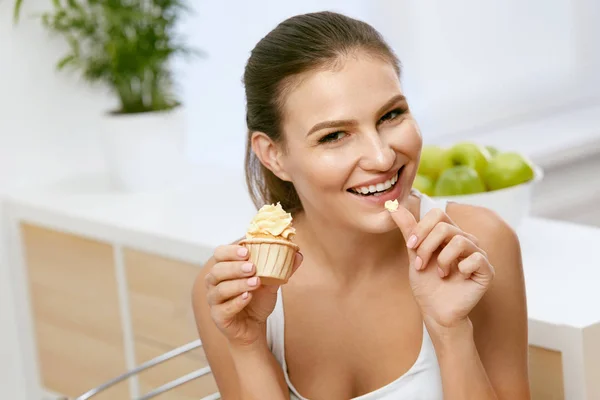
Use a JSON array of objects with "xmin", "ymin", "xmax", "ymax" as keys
[{"xmin": 291, "ymin": 196, "xmax": 420, "ymax": 288}]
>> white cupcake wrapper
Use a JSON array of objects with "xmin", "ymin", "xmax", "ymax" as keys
[{"xmin": 239, "ymin": 239, "xmax": 299, "ymax": 284}]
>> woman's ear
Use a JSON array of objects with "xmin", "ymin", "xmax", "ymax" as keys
[{"xmin": 251, "ymin": 132, "xmax": 292, "ymax": 181}]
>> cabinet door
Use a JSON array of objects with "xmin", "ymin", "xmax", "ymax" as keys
[
  {"xmin": 529, "ymin": 345, "xmax": 564, "ymax": 400},
  {"xmin": 22, "ymin": 224, "xmax": 130, "ymax": 399},
  {"xmin": 125, "ymin": 249, "xmax": 218, "ymax": 399}
]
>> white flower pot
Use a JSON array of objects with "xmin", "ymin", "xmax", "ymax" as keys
[
  {"xmin": 434, "ymin": 165, "xmax": 544, "ymax": 230},
  {"xmin": 101, "ymin": 107, "xmax": 186, "ymax": 192}
]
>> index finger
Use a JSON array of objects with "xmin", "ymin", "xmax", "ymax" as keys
[
  {"xmin": 213, "ymin": 244, "xmax": 249, "ymax": 262},
  {"xmin": 387, "ymin": 205, "xmax": 418, "ymax": 245},
  {"xmin": 408, "ymin": 208, "xmax": 454, "ymax": 249}
]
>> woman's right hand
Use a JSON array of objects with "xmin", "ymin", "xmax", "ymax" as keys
[{"xmin": 204, "ymin": 244, "xmax": 302, "ymax": 347}]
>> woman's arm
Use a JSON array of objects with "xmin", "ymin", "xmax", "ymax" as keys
[
  {"xmin": 228, "ymin": 332, "xmax": 290, "ymax": 398},
  {"xmin": 389, "ymin": 203, "xmax": 530, "ymax": 399},
  {"xmin": 192, "ymin": 257, "xmax": 289, "ymax": 400},
  {"xmin": 449, "ymin": 204, "xmax": 531, "ymax": 399},
  {"xmin": 426, "ymin": 318, "xmax": 497, "ymax": 399}
]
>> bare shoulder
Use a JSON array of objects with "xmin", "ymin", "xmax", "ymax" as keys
[
  {"xmin": 445, "ymin": 202, "xmax": 524, "ymax": 309},
  {"xmin": 447, "ymin": 202, "xmax": 530, "ymax": 398},
  {"xmin": 446, "ymin": 202, "xmax": 519, "ymax": 253}
]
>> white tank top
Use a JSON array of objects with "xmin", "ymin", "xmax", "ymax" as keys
[{"xmin": 266, "ymin": 189, "xmax": 447, "ymax": 399}]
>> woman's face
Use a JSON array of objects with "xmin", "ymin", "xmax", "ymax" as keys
[{"xmin": 272, "ymin": 53, "xmax": 422, "ymax": 233}]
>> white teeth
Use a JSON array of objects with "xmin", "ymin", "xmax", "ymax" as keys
[{"xmin": 352, "ymin": 169, "xmax": 401, "ymax": 195}]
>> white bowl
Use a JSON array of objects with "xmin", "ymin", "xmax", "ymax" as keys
[{"xmin": 432, "ymin": 165, "xmax": 544, "ymax": 230}]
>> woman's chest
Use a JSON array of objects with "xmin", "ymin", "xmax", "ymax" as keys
[{"xmin": 282, "ymin": 286, "xmax": 424, "ymax": 399}]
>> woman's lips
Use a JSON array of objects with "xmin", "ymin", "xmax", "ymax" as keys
[{"xmin": 347, "ymin": 166, "xmax": 406, "ymax": 206}]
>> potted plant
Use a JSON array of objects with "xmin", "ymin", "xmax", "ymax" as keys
[{"xmin": 14, "ymin": 0, "xmax": 200, "ymax": 191}]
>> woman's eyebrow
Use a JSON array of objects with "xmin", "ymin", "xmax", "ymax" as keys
[
  {"xmin": 306, "ymin": 94, "xmax": 406, "ymax": 137},
  {"xmin": 306, "ymin": 119, "xmax": 359, "ymax": 137},
  {"xmin": 375, "ymin": 94, "xmax": 406, "ymax": 117}
]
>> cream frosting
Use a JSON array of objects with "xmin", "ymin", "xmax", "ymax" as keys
[{"xmin": 246, "ymin": 202, "xmax": 296, "ymax": 239}]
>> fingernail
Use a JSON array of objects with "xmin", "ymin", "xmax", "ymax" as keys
[
  {"xmin": 241, "ymin": 291, "xmax": 249, "ymax": 299},
  {"xmin": 407, "ymin": 235, "xmax": 418, "ymax": 249},
  {"xmin": 241, "ymin": 262, "xmax": 253, "ymax": 273},
  {"xmin": 438, "ymin": 267, "xmax": 446, "ymax": 278},
  {"xmin": 237, "ymin": 247, "xmax": 248, "ymax": 257},
  {"xmin": 248, "ymin": 277, "xmax": 258, "ymax": 286},
  {"xmin": 414, "ymin": 256, "xmax": 423, "ymax": 270},
  {"xmin": 298, "ymin": 252, "xmax": 304, "ymax": 262}
]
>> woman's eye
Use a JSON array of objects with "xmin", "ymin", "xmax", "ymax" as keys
[
  {"xmin": 318, "ymin": 131, "xmax": 346, "ymax": 143},
  {"xmin": 379, "ymin": 108, "xmax": 405, "ymax": 124}
]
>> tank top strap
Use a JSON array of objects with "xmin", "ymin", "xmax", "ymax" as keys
[
  {"xmin": 410, "ymin": 188, "xmax": 450, "ymax": 220},
  {"xmin": 266, "ymin": 287, "xmax": 286, "ymax": 364}
]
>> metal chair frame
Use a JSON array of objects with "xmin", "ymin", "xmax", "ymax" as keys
[{"xmin": 70, "ymin": 339, "xmax": 220, "ymax": 400}]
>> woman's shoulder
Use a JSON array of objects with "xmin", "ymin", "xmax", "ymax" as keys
[
  {"xmin": 446, "ymin": 202, "xmax": 518, "ymax": 246},
  {"xmin": 446, "ymin": 201, "xmax": 523, "ymax": 284}
]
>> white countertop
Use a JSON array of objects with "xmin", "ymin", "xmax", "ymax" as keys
[
  {"xmin": 4, "ymin": 169, "xmax": 258, "ymax": 264},
  {"xmin": 517, "ymin": 218, "xmax": 600, "ymax": 329},
  {"xmin": 5, "ymin": 173, "xmax": 600, "ymax": 333}
]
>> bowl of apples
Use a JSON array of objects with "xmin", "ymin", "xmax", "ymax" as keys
[{"xmin": 415, "ymin": 142, "xmax": 543, "ymax": 230}]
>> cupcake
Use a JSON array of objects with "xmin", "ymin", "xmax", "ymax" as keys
[{"xmin": 239, "ymin": 202, "xmax": 300, "ymax": 285}]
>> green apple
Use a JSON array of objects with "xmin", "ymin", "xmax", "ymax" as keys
[
  {"xmin": 434, "ymin": 166, "xmax": 486, "ymax": 196},
  {"xmin": 446, "ymin": 142, "xmax": 492, "ymax": 177},
  {"xmin": 486, "ymin": 145, "xmax": 500, "ymax": 158},
  {"xmin": 418, "ymin": 145, "xmax": 453, "ymax": 180},
  {"xmin": 484, "ymin": 152, "xmax": 535, "ymax": 191},
  {"xmin": 412, "ymin": 174, "xmax": 436, "ymax": 196}
]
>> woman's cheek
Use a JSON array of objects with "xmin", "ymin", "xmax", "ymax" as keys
[
  {"xmin": 388, "ymin": 119, "xmax": 422, "ymax": 154},
  {"xmin": 298, "ymin": 151, "xmax": 354, "ymax": 190}
]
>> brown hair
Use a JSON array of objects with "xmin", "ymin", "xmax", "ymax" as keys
[{"xmin": 243, "ymin": 11, "xmax": 401, "ymax": 214}]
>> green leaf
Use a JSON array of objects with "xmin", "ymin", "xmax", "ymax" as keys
[
  {"xmin": 13, "ymin": 0, "xmax": 24, "ymax": 23},
  {"xmin": 56, "ymin": 54, "xmax": 76, "ymax": 70}
]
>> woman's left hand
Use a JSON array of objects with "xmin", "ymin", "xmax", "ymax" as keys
[{"xmin": 389, "ymin": 205, "xmax": 495, "ymax": 330}]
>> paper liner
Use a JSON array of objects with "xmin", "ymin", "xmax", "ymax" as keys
[{"xmin": 239, "ymin": 238, "xmax": 300, "ymax": 285}]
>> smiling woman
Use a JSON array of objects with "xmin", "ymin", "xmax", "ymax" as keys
[{"xmin": 192, "ymin": 10, "xmax": 530, "ymax": 400}]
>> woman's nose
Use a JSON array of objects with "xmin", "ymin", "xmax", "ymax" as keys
[{"xmin": 358, "ymin": 132, "xmax": 395, "ymax": 172}]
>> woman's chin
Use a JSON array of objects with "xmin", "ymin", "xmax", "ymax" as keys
[{"xmin": 355, "ymin": 210, "xmax": 400, "ymax": 235}]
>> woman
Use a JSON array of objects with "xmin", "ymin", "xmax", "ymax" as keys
[{"xmin": 193, "ymin": 11, "xmax": 530, "ymax": 400}]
